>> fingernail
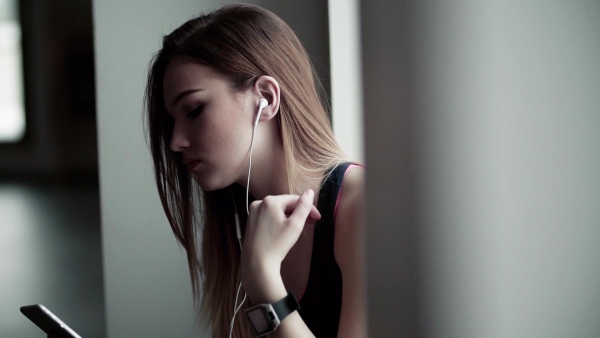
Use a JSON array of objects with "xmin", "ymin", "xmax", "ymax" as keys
[{"xmin": 306, "ymin": 189, "xmax": 314, "ymax": 198}]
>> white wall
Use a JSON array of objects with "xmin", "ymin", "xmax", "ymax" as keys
[
  {"xmin": 362, "ymin": 1, "xmax": 600, "ymax": 337},
  {"xmin": 94, "ymin": 1, "xmax": 329, "ymax": 337},
  {"xmin": 329, "ymin": 0, "xmax": 364, "ymax": 162}
]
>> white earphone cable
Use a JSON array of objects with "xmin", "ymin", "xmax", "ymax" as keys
[
  {"xmin": 230, "ymin": 99, "xmax": 264, "ymax": 338},
  {"xmin": 229, "ymin": 281, "xmax": 247, "ymax": 338},
  {"xmin": 229, "ymin": 194, "xmax": 246, "ymax": 338},
  {"xmin": 245, "ymin": 125, "xmax": 258, "ymax": 215}
]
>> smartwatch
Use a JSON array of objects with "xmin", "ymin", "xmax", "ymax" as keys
[{"xmin": 244, "ymin": 291, "xmax": 301, "ymax": 337}]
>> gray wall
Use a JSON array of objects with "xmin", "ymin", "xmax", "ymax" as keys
[
  {"xmin": 93, "ymin": 1, "xmax": 329, "ymax": 337},
  {"xmin": 362, "ymin": 1, "xmax": 600, "ymax": 337},
  {"xmin": 94, "ymin": 1, "xmax": 212, "ymax": 336}
]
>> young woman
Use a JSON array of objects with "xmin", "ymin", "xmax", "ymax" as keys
[{"xmin": 145, "ymin": 4, "xmax": 366, "ymax": 337}]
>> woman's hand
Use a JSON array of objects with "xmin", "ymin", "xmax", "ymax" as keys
[{"xmin": 241, "ymin": 189, "xmax": 320, "ymax": 303}]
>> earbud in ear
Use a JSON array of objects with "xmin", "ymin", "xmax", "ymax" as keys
[
  {"xmin": 259, "ymin": 98, "xmax": 268, "ymax": 111},
  {"xmin": 254, "ymin": 98, "xmax": 268, "ymax": 126}
]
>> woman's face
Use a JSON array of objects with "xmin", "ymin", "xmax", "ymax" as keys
[{"xmin": 163, "ymin": 58, "xmax": 255, "ymax": 191}]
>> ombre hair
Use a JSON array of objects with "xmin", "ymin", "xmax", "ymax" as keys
[{"xmin": 145, "ymin": 4, "xmax": 346, "ymax": 337}]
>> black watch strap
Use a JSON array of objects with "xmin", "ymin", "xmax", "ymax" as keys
[
  {"xmin": 245, "ymin": 291, "xmax": 302, "ymax": 336},
  {"xmin": 272, "ymin": 291, "xmax": 301, "ymax": 321}
]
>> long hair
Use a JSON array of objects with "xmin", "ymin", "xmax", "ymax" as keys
[{"xmin": 144, "ymin": 4, "xmax": 346, "ymax": 337}]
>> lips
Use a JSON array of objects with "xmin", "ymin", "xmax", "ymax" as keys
[{"xmin": 183, "ymin": 158, "xmax": 201, "ymax": 171}]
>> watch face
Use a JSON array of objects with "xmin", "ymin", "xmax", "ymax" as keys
[
  {"xmin": 245, "ymin": 304, "xmax": 279, "ymax": 336},
  {"xmin": 247, "ymin": 308, "xmax": 270, "ymax": 333}
]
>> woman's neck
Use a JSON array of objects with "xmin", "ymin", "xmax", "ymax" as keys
[{"xmin": 239, "ymin": 120, "xmax": 323, "ymax": 201}]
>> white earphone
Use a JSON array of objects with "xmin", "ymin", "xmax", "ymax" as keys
[
  {"xmin": 230, "ymin": 97, "xmax": 268, "ymax": 338},
  {"xmin": 246, "ymin": 98, "xmax": 268, "ymax": 215},
  {"xmin": 254, "ymin": 98, "xmax": 268, "ymax": 127}
]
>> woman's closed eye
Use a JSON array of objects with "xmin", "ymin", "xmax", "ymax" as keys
[{"xmin": 186, "ymin": 105, "xmax": 204, "ymax": 118}]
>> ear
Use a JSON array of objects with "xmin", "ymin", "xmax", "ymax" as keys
[{"xmin": 254, "ymin": 76, "xmax": 281, "ymax": 122}]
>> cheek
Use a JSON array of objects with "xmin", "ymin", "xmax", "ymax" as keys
[
  {"xmin": 200, "ymin": 123, "xmax": 239, "ymax": 160},
  {"xmin": 202, "ymin": 104, "xmax": 252, "ymax": 158},
  {"xmin": 219, "ymin": 113, "xmax": 249, "ymax": 145},
  {"xmin": 216, "ymin": 131, "xmax": 243, "ymax": 165}
]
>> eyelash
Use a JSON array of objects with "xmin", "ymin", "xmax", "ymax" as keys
[{"xmin": 186, "ymin": 105, "xmax": 204, "ymax": 118}]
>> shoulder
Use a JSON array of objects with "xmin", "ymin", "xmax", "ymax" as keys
[
  {"xmin": 333, "ymin": 164, "xmax": 365, "ymax": 267},
  {"xmin": 332, "ymin": 164, "xmax": 368, "ymax": 337},
  {"xmin": 337, "ymin": 165, "xmax": 365, "ymax": 213}
]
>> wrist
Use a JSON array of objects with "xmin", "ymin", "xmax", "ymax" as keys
[
  {"xmin": 241, "ymin": 260, "xmax": 287, "ymax": 305},
  {"xmin": 245, "ymin": 291, "xmax": 301, "ymax": 337}
]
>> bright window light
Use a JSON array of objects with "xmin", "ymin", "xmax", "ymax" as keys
[{"xmin": 0, "ymin": 0, "xmax": 25, "ymax": 143}]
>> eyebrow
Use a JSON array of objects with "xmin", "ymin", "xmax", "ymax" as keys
[{"xmin": 170, "ymin": 88, "xmax": 204, "ymax": 108}]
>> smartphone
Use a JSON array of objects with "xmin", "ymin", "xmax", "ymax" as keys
[{"xmin": 20, "ymin": 304, "xmax": 82, "ymax": 338}]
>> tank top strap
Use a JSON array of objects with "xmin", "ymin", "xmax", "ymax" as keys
[{"xmin": 316, "ymin": 162, "xmax": 352, "ymax": 224}]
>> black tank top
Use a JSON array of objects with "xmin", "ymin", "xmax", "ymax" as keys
[{"xmin": 298, "ymin": 162, "xmax": 351, "ymax": 337}]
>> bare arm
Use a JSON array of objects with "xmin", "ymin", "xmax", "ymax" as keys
[{"xmin": 334, "ymin": 167, "xmax": 368, "ymax": 337}]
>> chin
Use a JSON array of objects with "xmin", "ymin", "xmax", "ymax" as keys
[{"xmin": 192, "ymin": 173, "xmax": 230, "ymax": 192}]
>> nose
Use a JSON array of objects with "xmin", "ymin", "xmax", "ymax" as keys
[{"xmin": 170, "ymin": 124, "xmax": 191, "ymax": 152}]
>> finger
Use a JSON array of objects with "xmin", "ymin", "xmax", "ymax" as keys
[
  {"xmin": 285, "ymin": 205, "xmax": 320, "ymax": 223},
  {"xmin": 260, "ymin": 194, "xmax": 321, "ymax": 222},
  {"xmin": 279, "ymin": 193, "xmax": 321, "ymax": 222},
  {"xmin": 261, "ymin": 195, "xmax": 298, "ymax": 218},
  {"xmin": 306, "ymin": 205, "xmax": 321, "ymax": 223},
  {"xmin": 247, "ymin": 200, "xmax": 262, "ymax": 226},
  {"xmin": 287, "ymin": 189, "xmax": 316, "ymax": 226}
]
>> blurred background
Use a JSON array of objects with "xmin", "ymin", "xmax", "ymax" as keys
[{"xmin": 0, "ymin": 0, "xmax": 104, "ymax": 337}]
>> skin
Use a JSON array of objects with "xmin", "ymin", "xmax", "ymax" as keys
[{"xmin": 164, "ymin": 58, "xmax": 367, "ymax": 337}]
